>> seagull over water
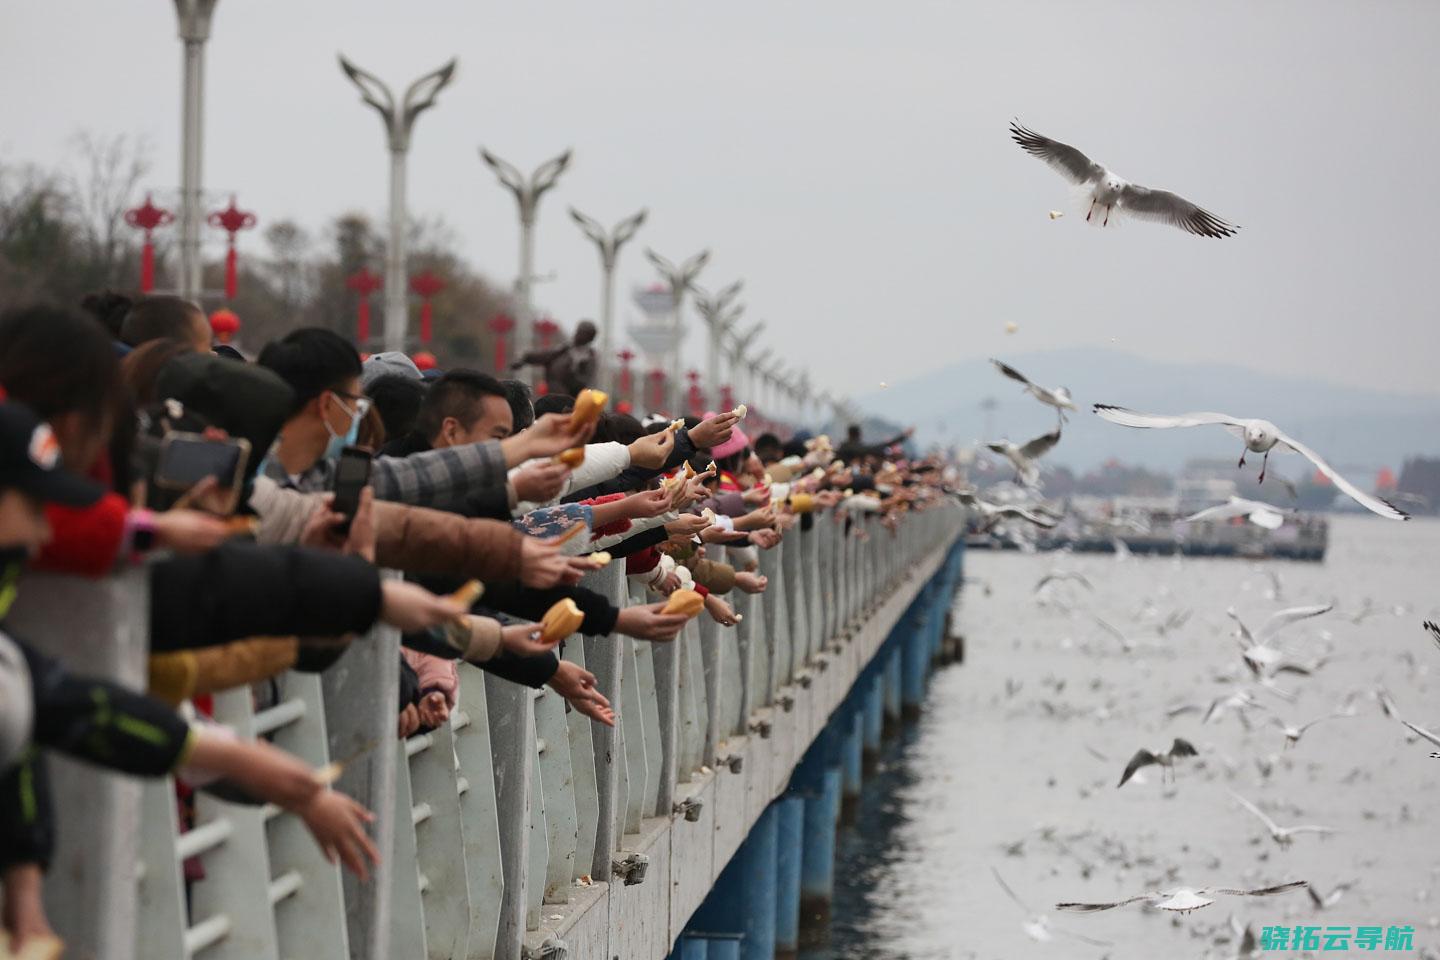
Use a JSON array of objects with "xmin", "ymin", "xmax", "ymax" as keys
[
  {"xmin": 990, "ymin": 360, "xmax": 1077, "ymax": 421},
  {"xmin": 1425, "ymin": 621, "xmax": 1440, "ymax": 654},
  {"xmin": 1117, "ymin": 737, "xmax": 1199, "ymax": 787},
  {"xmin": 1056, "ymin": 880, "xmax": 1307, "ymax": 915},
  {"xmin": 1185, "ymin": 497, "xmax": 1288, "ymax": 531},
  {"xmin": 1009, "ymin": 120, "xmax": 1239, "ymax": 237},
  {"xmin": 1092, "ymin": 404, "xmax": 1409, "ymax": 520},
  {"xmin": 986, "ymin": 425, "xmax": 1062, "ymax": 489},
  {"xmin": 1228, "ymin": 790, "xmax": 1336, "ymax": 847},
  {"xmin": 991, "ymin": 868, "xmax": 1112, "ymax": 947}
]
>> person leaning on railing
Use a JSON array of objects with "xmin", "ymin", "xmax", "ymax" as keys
[{"xmin": 0, "ymin": 398, "xmax": 402, "ymax": 955}]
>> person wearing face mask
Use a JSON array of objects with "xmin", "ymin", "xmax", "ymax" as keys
[{"xmin": 258, "ymin": 328, "xmax": 593, "ymax": 508}]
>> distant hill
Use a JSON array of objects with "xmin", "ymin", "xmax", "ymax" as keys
[{"xmin": 858, "ymin": 347, "xmax": 1440, "ymax": 478}]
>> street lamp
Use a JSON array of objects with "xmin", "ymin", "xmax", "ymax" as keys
[
  {"xmin": 339, "ymin": 54, "xmax": 458, "ymax": 353},
  {"xmin": 569, "ymin": 207, "xmax": 646, "ymax": 392},
  {"xmin": 726, "ymin": 320, "xmax": 766, "ymax": 405},
  {"xmin": 690, "ymin": 280, "xmax": 743, "ymax": 400},
  {"xmin": 481, "ymin": 148, "xmax": 572, "ymax": 368},
  {"xmin": 644, "ymin": 248, "xmax": 710, "ymax": 411},
  {"xmin": 174, "ymin": 0, "xmax": 220, "ymax": 300}
]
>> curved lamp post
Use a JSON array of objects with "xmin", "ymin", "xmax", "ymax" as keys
[
  {"xmin": 569, "ymin": 206, "xmax": 646, "ymax": 392},
  {"xmin": 481, "ymin": 148, "xmax": 572, "ymax": 367},
  {"xmin": 726, "ymin": 320, "xmax": 766, "ymax": 406},
  {"xmin": 339, "ymin": 54, "xmax": 457, "ymax": 353},
  {"xmin": 644, "ymin": 248, "xmax": 709, "ymax": 411},
  {"xmin": 690, "ymin": 280, "xmax": 743, "ymax": 400}
]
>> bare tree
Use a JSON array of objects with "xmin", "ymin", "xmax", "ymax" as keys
[{"xmin": 65, "ymin": 132, "xmax": 151, "ymax": 286}]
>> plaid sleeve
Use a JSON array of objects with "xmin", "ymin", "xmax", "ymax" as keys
[{"xmin": 371, "ymin": 439, "xmax": 507, "ymax": 510}]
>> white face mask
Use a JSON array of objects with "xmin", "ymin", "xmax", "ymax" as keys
[{"xmin": 0, "ymin": 632, "xmax": 33, "ymax": 771}]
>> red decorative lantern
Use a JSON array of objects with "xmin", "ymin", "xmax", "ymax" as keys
[
  {"xmin": 686, "ymin": 369, "xmax": 704, "ymax": 418},
  {"xmin": 124, "ymin": 193, "xmax": 174, "ymax": 293},
  {"xmin": 719, "ymin": 384, "xmax": 735, "ymax": 411},
  {"xmin": 489, "ymin": 314, "xmax": 516, "ymax": 374},
  {"xmin": 616, "ymin": 349, "xmax": 635, "ymax": 402},
  {"xmin": 209, "ymin": 308, "xmax": 240, "ymax": 345},
  {"xmin": 409, "ymin": 270, "xmax": 446, "ymax": 344},
  {"xmin": 534, "ymin": 317, "xmax": 560, "ymax": 351},
  {"xmin": 647, "ymin": 368, "xmax": 667, "ymax": 414},
  {"xmin": 206, "ymin": 195, "xmax": 258, "ymax": 300},
  {"xmin": 412, "ymin": 351, "xmax": 438, "ymax": 372},
  {"xmin": 345, "ymin": 268, "xmax": 383, "ymax": 345}
]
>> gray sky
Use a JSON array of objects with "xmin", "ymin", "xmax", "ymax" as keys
[{"xmin": 4, "ymin": 1, "xmax": 1438, "ymax": 403}]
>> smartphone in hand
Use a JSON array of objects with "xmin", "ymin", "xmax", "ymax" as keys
[{"xmin": 330, "ymin": 446, "xmax": 373, "ymax": 534}]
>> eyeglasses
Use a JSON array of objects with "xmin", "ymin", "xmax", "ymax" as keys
[{"xmin": 330, "ymin": 392, "xmax": 372, "ymax": 420}]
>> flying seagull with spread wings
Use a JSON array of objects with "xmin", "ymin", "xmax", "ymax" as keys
[
  {"xmin": 954, "ymin": 490, "xmax": 1062, "ymax": 531},
  {"xmin": 991, "ymin": 868, "xmax": 1112, "ymax": 947},
  {"xmin": 1092, "ymin": 405, "xmax": 1409, "ymax": 520},
  {"xmin": 1009, "ymin": 120, "xmax": 1239, "ymax": 238},
  {"xmin": 1425, "ymin": 621, "xmax": 1440, "ymax": 654},
  {"xmin": 986, "ymin": 425, "xmax": 1062, "ymax": 489},
  {"xmin": 1228, "ymin": 791, "xmax": 1336, "ymax": 847},
  {"xmin": 990, "ymin": 360, "xmax": 1077, "ymax": 421},
  {"xmin": 1184, "ymin": 496, "xmax": 1288, "ymax": 530},
  {"xmin": 1056, "ymin": 880, "xmax": 1306, "ymax": 915},
  {"xmin": 1117, "ymin": 737, "xmax": 1199, "ymax": 787}
]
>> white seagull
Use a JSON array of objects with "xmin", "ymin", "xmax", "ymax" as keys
[
  {"xmin": 986, "ymin": 425, "xmax": 1062, "ymax": 488},
  {"xmin": 1093, "ymin": 404, "xmax": 1408, "ymax": 521},
  {"xmin": 1227, "ymin": 791, "xmax": 1336, "ymax": 847},
  {"xmin": 1184, "ymin": 496, "xmax": 1288, "ymax": 531},
  {"xmin": 1056, "ymin": 880, "xmax": 1307, "ymax": 915},
  {"xmin": 1010, "ymin": 120, "xmax": 1239, "ymax": 238},
  {"xmin": 1268, "ymin": 712, "xmax": 1352, "ymax": 750},
  {"xmin": 990, "ymin": 359, "xmax": 1078, "ymax": 421},
  {"xmin": 1425, "ymin": 621, "xmax": 1440, "ymax": 654},
  {"xmin": 1117, "ymin": 738, "xmax": 1199, "ymax": 787},
  {"xmin": 991, "ymin": 868, "xmax": 1112, "ymax": 947},
  {"xmin": 955, "ymin": 490, "xmax": 1062, "ymax": 531},
  {"xmin": 1375, "ymin": 691, "xmax": 1440, "ymax": 756}
]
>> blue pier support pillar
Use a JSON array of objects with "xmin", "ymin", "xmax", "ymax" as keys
[
  {"xmin": 861, "ymin": 672, "xmax": 884, "ymax": 771},
  {"xmin": 739, "ymin": 804, "xmax": 779, "ymax": 960},
  {"xmin": 707, "ymin": 935, "xmax": 742, "ymax": 960},
  {"xmin": 839, "ymin": 708, "xmax": 864, "ymax": 825},
  {"xmin": 678, "ymin": 935, "xmax": 709, "ymax": 960},
  {"xmin": 882, "ymin": 645, "xmax": 902, "ymax": 736},
  {"xmin": 774, "ymin": 796, "xmax": 805, "ymax": 958},
  {"xmin": 901, "ymin": 596, "xmax": 931, "ymax": 720},
  {"xmin": 792, "ymin": 721, "xmax": 842, "ymax": 948}
]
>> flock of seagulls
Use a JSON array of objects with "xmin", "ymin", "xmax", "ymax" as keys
[{"xmin": 964, "ymin": 549, "xmax": 1440, "ymax": 953}]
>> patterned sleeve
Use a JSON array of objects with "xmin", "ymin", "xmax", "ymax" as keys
[{"xmin": 371, "ymin": 439, "xmax": 508, "ymax": 511}]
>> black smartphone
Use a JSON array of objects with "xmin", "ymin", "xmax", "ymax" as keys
[
  {"xmin": 153, "ymin": 432, "xmax": 251, "ymax": 513},
  {"xmin": 330, "ymin": 446, "xmax": 373, "ymax": 534}
]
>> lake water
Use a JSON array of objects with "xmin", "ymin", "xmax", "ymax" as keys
[{"xmin": 809, "ymin": 515, "xmax": 1440, "ymax": 959}]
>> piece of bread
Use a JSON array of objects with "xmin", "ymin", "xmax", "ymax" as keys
[
  {"xmin": 553, "ymin": 447, "xmax": 586, "ymax": 467},
  {"xmin": 450, "ymin": 579, "xmax": 485, "ymax": 609},
  {"xmin": 541, "ymin": 598, "xmax": 585, "ymax": 641},
  {"xmin": 662, "ymin": 589, "xmax": 705, "ymax": 618},
  {"xmin": 571, "ymin": 389, "xmax": 609, "ymax": 427}
]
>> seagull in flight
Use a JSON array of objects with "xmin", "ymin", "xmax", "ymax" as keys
[
  {"xmin": 1009, "ymin": 120, "xmax": 1239, "ymax": 237},
  {"xmin": 955, "ymin": 490, "xmax": 1061, "ymax": 531},
  {"xmin": 991, "ymin": 868, "xmax": 1112, "ymax": 947},
  {"xmin": 990, "ymin": 359, "xmax": 1077, "ymax": 421},
  {"xmin": 986, "ymin": 425, "xmax": 1062, "ymax": 489},
  {"xmin": 1056, "ymin": 880, "xmax": 1307, "ymax": 915},
  {"xmin": 1425, "ymin": 621, "xmax": 1440, "ymax": 654},
  {"xmin": 1117, "ymin": 738, "xmax": 1199, "ymax": 787},
  {"xmin": 1306, "ymin": 880, "xmax": 1358, "ymax": 910},
  {"xmin": 1375, "ymin": 691, "xmax": 1440, "ymax": 757},
  {"xmin": 1227, "ymin": 790, "xmax": 1336, "ymax": 847},
  {"xmin": 1034, "ymin": 570, "xmax": 1093, "ymax": 594},
  {"xmin": 1268, "ymin": 712, "xmax": 1352, "ymax": 750},
  {"xmin": 1184, "ymin": 497, "xmax": 1289, "ymax": 531},
  {"xmin": 1092, "ymin": 405, "xmax": 1409, "ymax": 520},
  {"xmin": 1228, "ymin": 603, "xmax": 1332, "ymax": 678}
]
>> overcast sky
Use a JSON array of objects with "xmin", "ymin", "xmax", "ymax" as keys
[{"xmin": 4, "ymin": 1, "xmax": 1438, "ymax": 405}]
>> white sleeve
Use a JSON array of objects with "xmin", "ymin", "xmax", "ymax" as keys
[{"xmin": 511, "ymin": 441, "xmax": 632, "ymax": 513}]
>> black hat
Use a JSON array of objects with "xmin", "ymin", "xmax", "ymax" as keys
[
  {"xmin": 0, "ymin": 401, "xmax": 105, "ymax": 506},
  {"xmin": 156, "ymin": 353, "xmax": 295, "ymax": 483}
]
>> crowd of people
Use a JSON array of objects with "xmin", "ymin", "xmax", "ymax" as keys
[{"xmin": 0, "ymin": 292, "xmax": 949, "ymax": 955}]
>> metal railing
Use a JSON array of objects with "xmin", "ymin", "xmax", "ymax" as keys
[{"xmin": 7, "ymin": 504, "xmax": 963, "ymax": 960}]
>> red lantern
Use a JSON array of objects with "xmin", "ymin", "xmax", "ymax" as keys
[
  {"xmin": 124, "ymin": 193, "xmax": 174, "ymax": 293},
  {"xmin": 206, "ymin": 196, "xmax": 258, "ymax": 300},
  {"xmin": 489, "ymin": 314, "xmax": 516, "ymax": 374},
  {"xmin": 534, "ymin": 317, "xmax": 560, "ymax": 351},
  {"xmin": 616, "ymin": 349, "xmax": 635, "ymax": 402},
  {"xmin": 345, "ymin": 268, "xmax": 383, "ymax": 345},
  {"xmin": 412, "ymin": 351, "xmax": 438, "ymax": 372},
  {"xmin": 409, "ymin": 270, "xmax": 446, "ymax": 344},
  {"xmin": 686, "ymin": 369, "xmax": 704, "ymax": 418},
  {"xmin": 719, "ymin": 384, "xmax": 735, "ymax": 411},
  {"xmin": 647, "ymin": 368, "xmax": 667, "ymax": 414},
  {"xmin": 209, "ymin": 308, "xmax": 240, "ymax": 345}
]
